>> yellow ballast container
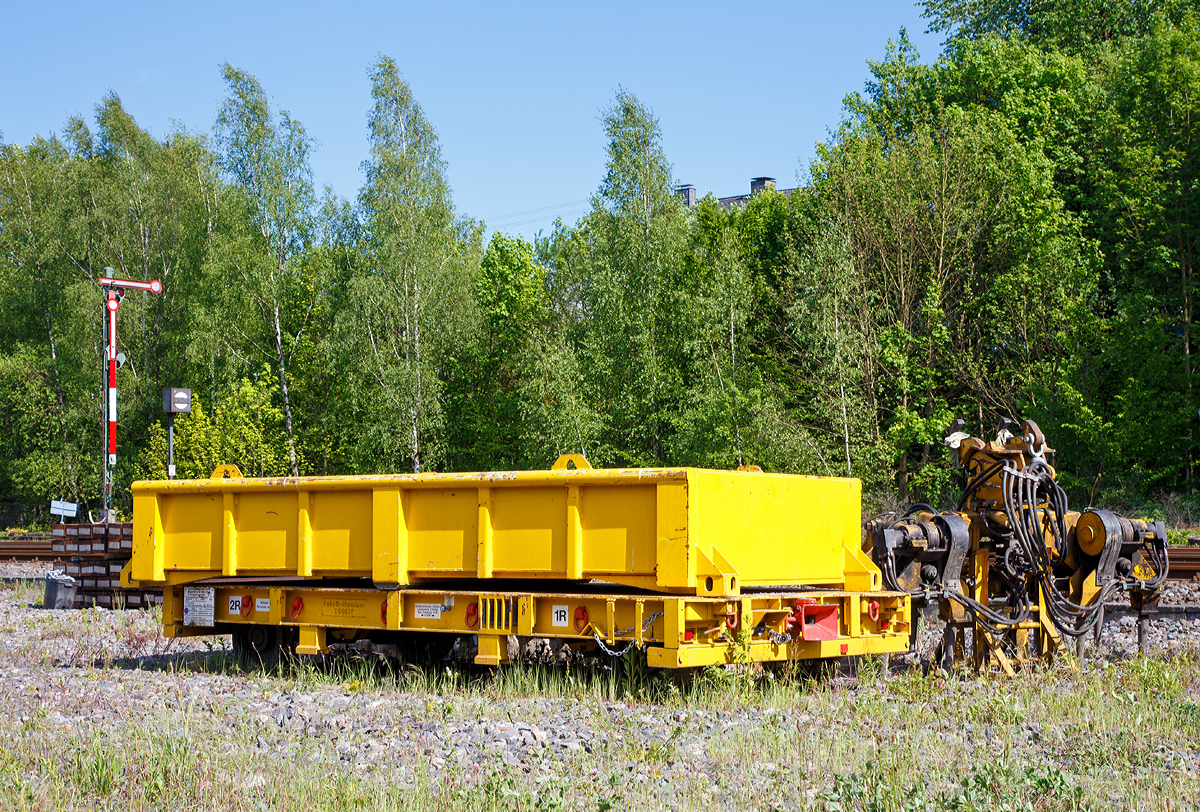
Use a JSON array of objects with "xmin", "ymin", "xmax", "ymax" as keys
[{"xmin": 130, "ymin": 457, "xmax": 878, "ymax": 596}]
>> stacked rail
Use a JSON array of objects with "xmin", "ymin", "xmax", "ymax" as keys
[
  {"xmin": 1168, "ymin": 546, "xmax": 1200, "ymax": 580},
  {"xmin": 0, "ymin": 534, "xmax": 55, "ymax": 561}
]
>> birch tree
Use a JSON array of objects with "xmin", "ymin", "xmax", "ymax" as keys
[
  {"xmin": 209, "ymin": 64, "xmax": 316, "ymax": 476},
  {"xmin": 551, "ymin": 89, "xmax": 689, "ymax": 466},
  {"xmin": 342, "ymin": 56, "xmax": 479, "ymax": 473}
]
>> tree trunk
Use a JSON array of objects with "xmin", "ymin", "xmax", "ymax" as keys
[
  {"xmin": 835, "ymin": 299, "xmax": 852, "ymax": 477},
  {"xmin": 272, "ymin": 304, "xmax": 300, "ymax": 476},
  {"xmin": 410, "ymin": 272, "xmax": 422, "ymax": 474}
]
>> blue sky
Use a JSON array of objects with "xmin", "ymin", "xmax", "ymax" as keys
[{"xmin": 1, "ymin": 2, "xmax": 943, "ymax": 240}]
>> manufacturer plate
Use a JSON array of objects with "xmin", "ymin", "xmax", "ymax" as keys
[{"xmin": 183, "ymin": 586, "xmax": 214, "ymax": 627}]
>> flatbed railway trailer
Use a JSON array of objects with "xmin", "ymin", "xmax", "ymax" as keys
[{"xmin": 121, "ymin": 456, "xmax": 912, "ymax": 668}]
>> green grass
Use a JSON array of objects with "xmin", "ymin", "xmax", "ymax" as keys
[
  {"xmin": 1, "ymin": 580, "xmax": 1199, "ymax": 810},
  {"xmin": 3, "ymin": 656, "xmax": 1199, "ymax": 810},
  {"xmin": 8, "ymin": 578, "xmax": 42, "ymax": 607}
]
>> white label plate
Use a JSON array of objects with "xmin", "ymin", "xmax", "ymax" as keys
[
  {"xmin": 414, "ymin": 603, "xmax": 442, "ymax": 620},
  {"xmin": 256, "ymin": 598, "xmax": 271, "ymax": 613},
  {"xmin": 551, "ymin": 605, "xmax": 569, "ymax": 628},
  {"xmin": 228, "ymin": 596, "xmax": 243, "ymax": 615},
  {"xmin": 183, "ymin": 586, "xmax": 214, "ymax": 627}
]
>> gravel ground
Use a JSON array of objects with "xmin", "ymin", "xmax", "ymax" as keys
[
  {"xmin": 1, "ymin": 562, "xmax": 1199, "ymax": 809},
  {"xmin": 0, "ymin": 559, "xmax": 54, "ymax": 579}
]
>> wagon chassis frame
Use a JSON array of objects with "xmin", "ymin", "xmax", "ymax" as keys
[{"xmin": 157, "ymin": 579, "xmax": 911, "ymax": 668}]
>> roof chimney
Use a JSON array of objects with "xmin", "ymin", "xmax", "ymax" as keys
[
  {"xmin": 750, "ymin": 177, "xmax": 776, "ymax": 194},
  {"xmin": 676, "ymin": 184, "xmax": 697, "ymax": 207}
]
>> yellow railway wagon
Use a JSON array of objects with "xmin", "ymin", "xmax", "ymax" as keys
[{"xmin": 130, "ymin": 456, "xmax": 877, "ymax": 597}]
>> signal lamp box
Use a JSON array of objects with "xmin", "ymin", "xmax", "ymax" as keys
[{"xmin": 163, "ymin": 388, "xmax": 191, "ymax": 414}]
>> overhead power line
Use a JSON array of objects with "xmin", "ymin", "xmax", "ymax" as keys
[
  {"xmin": 496, "ymin": 208, "xmax": 589, "ymax": 230},
  {"xmin": 487, "ymin": 199, "xmax": 588, "ymax": 222}
]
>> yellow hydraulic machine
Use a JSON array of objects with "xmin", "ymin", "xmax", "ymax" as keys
[{"xmin": 864, "ymin": 419, "xmax": 1168, "ymax": 672}]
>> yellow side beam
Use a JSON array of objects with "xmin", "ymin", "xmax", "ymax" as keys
[
  {"xmin": 298, "ymin": 491, "xmax": 313, "ymax": 577},
  {"xmin": 478, "ymin": 487, "xmax": 493, "ymax": 578},
  {"xmin": 222, "ymin": 492, "xmax": 237, "ymax": 576},
  {"xmin": 158, "ymin": 583, "xmax": 909, "ymax": 668}
]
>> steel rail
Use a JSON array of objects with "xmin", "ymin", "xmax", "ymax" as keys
[{"xmin": 1167, "ymin": 546, "xmax": 1200, "ymax": 581}]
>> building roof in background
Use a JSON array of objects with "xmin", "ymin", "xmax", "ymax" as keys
[{"xmin": 677, "ymin": 177, "xmax": 798, "ymax": 209}]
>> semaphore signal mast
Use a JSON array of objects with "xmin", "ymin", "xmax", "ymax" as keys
[{"xmin": 98, "ymin": 270, "xmax": 162, "ymax": 518}]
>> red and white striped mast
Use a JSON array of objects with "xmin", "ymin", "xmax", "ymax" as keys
[{"xmin": 98, "ymin": 270, "xmax": 162, "ymax": 517}]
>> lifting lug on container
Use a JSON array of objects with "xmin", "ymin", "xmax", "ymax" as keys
[
  {"xmin": 289, "ymin": 597, "xmax": 303, "ymax": 620},
  {"xmin": 574, "ymin": 606, "xmax": 589, "ymax": 632},
  {"xmin": 551, "ymin": 454, "xmax": 592, "ymax": 470}
]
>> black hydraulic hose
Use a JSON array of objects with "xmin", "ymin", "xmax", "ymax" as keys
[
  {"xmin": 944, "ymin": 590, "xmax": 1032, "ymax": 636},
  {"xmin": 956, "ymin": 459, "xmax": 1006, "ymax": 510},
  {"xmin": 998, "ymin": 463, "xmax": 1113, "ymax": 639},
  {"xmin": 881, "ymin": 551, "xmax": 902, "ymax": 594},
  {"xmin": 953, "ymin": 588, "xmax": 1031, "ymax": 627}
]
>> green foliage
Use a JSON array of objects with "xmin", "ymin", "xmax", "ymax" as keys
[
  {"xmin": 542, "ymin": 88, "xmax": 691, "ymax": 467},
  {"xmin": 445, "ymin": 233, "xmax": 550, "ymax": 470},
  {"xmin": 208, "ymin": 63, "xmax": 321, "ymax": 477},
  {"xmin": 75, "ymin": 738, "xmax": 122, "ymax": 798},
  {"xmin": 139, "ymin": 373, "xmax": 289, "ymax": 479},
  {"xmin": 4, "ymin": 18, "xmax": 1200, "ymax": 513},
  {"xmin": 814, "ymin": 31, "xmax": 1094, "ymax": 500},
  {"xmin": 921, "ymin": 0, "xmax": 1190, "ymax": 54}
]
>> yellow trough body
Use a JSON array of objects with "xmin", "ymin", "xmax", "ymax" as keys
[
  {"xmin": 131, "ymin": 460, "xmax": 876, "ymax": 597},
  {"xmin": 126, "ymin": 458, "xmax": 909, "ymax": 668}
]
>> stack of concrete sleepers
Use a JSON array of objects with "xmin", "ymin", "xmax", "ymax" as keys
[{"xmin": 53, "ymin": 523, "xmax": 161, "ymax": 609}]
